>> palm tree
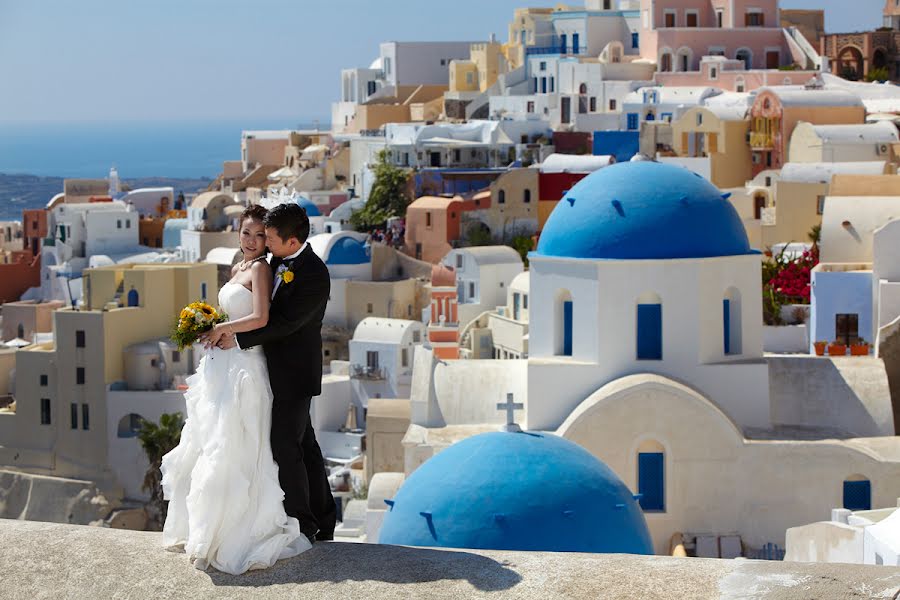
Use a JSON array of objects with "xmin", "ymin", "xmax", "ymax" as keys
[{"xmin": 138, "ymin": 412, "xmax": 184, "ymax": 530}]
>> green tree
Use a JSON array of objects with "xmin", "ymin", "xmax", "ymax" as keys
[
  {"xmin": 510, "ymin": 234, "xmax": 535, "ymax": 266},
  {"xmin": 866, "ymin": 66, "xmax": 890, "ymax": 82},
  {"xmin": 138, "ymin": 412, "xmax": 184, "ymax": 529},
  {"xmin": 351, "ymin": 150, "xmax": 411, "ymax": 231}
]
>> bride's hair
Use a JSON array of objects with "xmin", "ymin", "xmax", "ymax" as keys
[
  {"xmin": 239, "ymin": 204, "xmax": 268, "ymax": 228},
  {"xmin": 239, "ymin": 204, "xmax": 269, "ymax": 257}
]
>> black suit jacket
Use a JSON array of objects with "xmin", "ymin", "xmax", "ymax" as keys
[{"xmin": 236, "ymin": 245, "xmax": 330, "ymax": 398}]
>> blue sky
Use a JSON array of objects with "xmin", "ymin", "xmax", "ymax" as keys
[{"xmin": 0, "ymin": 0, "xmax": 887, "ymax": 123}]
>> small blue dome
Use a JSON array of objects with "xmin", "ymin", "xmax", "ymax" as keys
[
  {"xmin": 379, "ymin": 431, "xmax": 653, "ymax": 554},
  {"xmin": 536, "ymin": 162, "xmax": 753, "ymax": 260},
  {"xmin": 296, "ymin": 197, "xmax": 321, "ymax": 217},
  {"xmin": 327, "ymin": 236, "xmax": 369, "ymax": 265}
]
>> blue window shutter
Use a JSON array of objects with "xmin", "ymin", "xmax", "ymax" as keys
[
  {"xmin": 723, "ymin": 299, "xmax": 731, "ymax": 355},
  {"xmin": 627, "ymin": 113, "xmax": 639, "ymax": 130},
  {"xmin": 637, "ymin": 304, "xmax": 662, "ymax": 360},
  {"xmin": 843, "ymin": 480, "xmax": 871, "ymax": 511},
  {"xmin": 638, "ymin": 453, "xmax": 665, "ymax": 511},
  {"xmin": 632, "ymin": 32, "xmax": 639, "ymax": 48},
  {"xmin": 563, "ymin": 301, "xmax": 573, "ymax": 356}
]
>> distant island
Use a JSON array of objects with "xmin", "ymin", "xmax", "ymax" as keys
[{"xmin": 0, "ymin": 173, "xmax": 215, "ymax": 220}]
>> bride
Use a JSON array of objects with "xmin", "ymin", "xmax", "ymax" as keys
[{"xmin": 160, "ymin": 204, "xmax": 311, "ymax": 574}]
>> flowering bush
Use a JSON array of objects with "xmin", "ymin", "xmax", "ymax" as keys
[
  {"xmin": 762, "ymin": 247, "xmax": 818, "ymax": 325},
  {"xmin": 171, "ymin": 301, "xmax": 228, "ymax": 350}
]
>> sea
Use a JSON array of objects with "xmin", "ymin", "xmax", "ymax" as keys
[{"xmin": 0, "ymin": 118, "xmax": 327, "ymax": 220}]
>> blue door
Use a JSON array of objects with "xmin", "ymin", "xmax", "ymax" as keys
[
  {"xmin": 563, "ymin": 301, "xmax": 573, "ymax": 356},
  {"xmin": 637, "ymin": 304, "xmax": 662, "ymax": 360},
  {"xmin": 723, "ymin": 299, "xmax": 731, "ymax": 355},
  {"xmin": 627, "ymin": 113, "xmax": 639, "ymax": 130},
  {"xmin": 572, "ymin": 33, "xmax": 580, "ymax": 53},
  {"xmin": 638, "ymin": 453, "xmax": 665, "ymax": 511},
  {"xmin": 843, "ymin": 480, "xmax": 871, "ymax": 511},
  {"xmin": 559, "ymin": 34, "xmax": 567, "ymax": 54}
]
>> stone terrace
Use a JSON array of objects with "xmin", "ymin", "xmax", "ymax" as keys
[{"xmin": 2, "ymin": 519, "xmax": 900, "ymax": 599}]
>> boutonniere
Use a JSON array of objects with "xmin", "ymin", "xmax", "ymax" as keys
[{"xmin": 278, "ymin": 270, "xmax": 295, "ymax": 284}]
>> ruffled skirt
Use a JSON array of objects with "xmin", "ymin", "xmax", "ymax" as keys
[{"xmin": 160, "ymin": 347, "xmax": 310, "ymax": 575}]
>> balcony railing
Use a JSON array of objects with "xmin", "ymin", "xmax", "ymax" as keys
[
  {"xmin": 749, "ymin": 132, "xmax": 774, "ymax": 149},
  {"xmin": 350, "ymin": 364, "xmax": 386, "ymax": 380},
  {"xmin": 525, "ymin": 45, "xmax": 587, "ymax": 56}
]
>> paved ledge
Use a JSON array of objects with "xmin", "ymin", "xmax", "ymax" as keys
[{"xmin": 1, "ymin": 519, "xmax": 899, "ymax": 599}]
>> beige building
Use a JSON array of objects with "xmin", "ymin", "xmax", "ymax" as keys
[
  {"xmin": 468, "ymin": 169, "xmax": 539, "ymax": 241},
  {"xmin": 0, "ymin": 263, "xmax": 217, "ymax": 491},
  {"xmin": 1, "ymin": 300, "xmax": 65, "ymax": 344},
  {"xmin": 671, "ymin": 106, "xmax": 751, "ymax": 188},
  {"xmin": 788, "ymin": 121, "xmax": 899, "ymax": 164}
]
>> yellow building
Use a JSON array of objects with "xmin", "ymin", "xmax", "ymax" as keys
[
  {"xmin": 671, "ymin": 106, "xmax": 752, "ymax": 189},
  {"xmin": 0, "ymin": 262, "xmax": 217, "ymax": 482}
]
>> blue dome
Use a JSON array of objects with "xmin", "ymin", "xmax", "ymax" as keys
[
  {"xmin": 296, "ymin": 197, "xmax": 321, "ymax": 217},
  {"xmin": 536, "ymin": 162, "xmax": 753, "ymax": 260},
  {"xmin": 379, "ymin": 431, "xmax": 653, "ymax": 554},
  {"xmin": 327, "ymin": 236, "xmax": 369, "ymax": 265}
]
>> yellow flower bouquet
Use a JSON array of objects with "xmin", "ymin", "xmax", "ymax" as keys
[{"xmin": 171, "ymin": 301, "xmax": 228, "ymax": 350}]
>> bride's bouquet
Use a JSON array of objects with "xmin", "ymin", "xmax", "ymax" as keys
[{"xmin": 171, "ymin": 301, "xmax": 228, "ymax": 350}]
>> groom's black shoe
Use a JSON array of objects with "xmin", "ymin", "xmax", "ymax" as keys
[
  {"xmin": 315, "ymin": 531, "xmax": 334, "ymax": 542},
  {"xmin": 304, "ymin": 530, "xmax": 318, "ymax": 546}
]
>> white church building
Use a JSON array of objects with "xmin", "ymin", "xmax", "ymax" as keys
[{"xmin": 402, "ymin": 162, "xmax": 900, "ymax": 556}]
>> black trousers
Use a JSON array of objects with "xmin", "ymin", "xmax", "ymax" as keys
[{"xmin": 270, "ymin": 394, "xmax": 336, "ymax": 538}]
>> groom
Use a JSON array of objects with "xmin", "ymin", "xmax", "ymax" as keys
[{"xmin": 218, "ymin": 202, "xmax": 336, "ymax": 543}]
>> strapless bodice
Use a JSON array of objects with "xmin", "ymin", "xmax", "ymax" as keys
[{"xmin": 218, "ymin": 282, "xmax": 254, "ymax": 321}]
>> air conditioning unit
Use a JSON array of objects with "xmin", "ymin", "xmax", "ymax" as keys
[{"xmin": 876, "ymin": 143, "xmax": 890, "ymax": 156}]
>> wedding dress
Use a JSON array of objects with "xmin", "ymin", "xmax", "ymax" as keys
[{"xmin": 160, "ymin": 282, "xmax": 311, "ymax": 574}]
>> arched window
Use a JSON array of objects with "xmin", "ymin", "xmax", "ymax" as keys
[
  {"xmin": 637, "ymin": 439, "xmax": 665, "ymax": 512},
  {"xmin": 724, "ymin": 287, "xmax": 742, "ymax": 355},
  {"xmin": 117, "ymin": 413, "xmax": 146, "ymax": 438},
  {"xmin": 659, "ymin": 49, "xmax": 673, "ymax": 72},
  {"xmin": 498, "ymin": 189, "xmax": 506, "ymax": 204},
  {"xmin": 676, "ymin": 47, "xmax": 693, "ymax": 72},
  {"xmin": 16, "ymin": 324, "xmax": 24, "ymax": 339},
  {"xmin": 579, "ymin": 83, "xmax": 588, "ymax": 95},
  {"xmin": 843, "ymin": 475, "xmax": 871, "ymax": 511},
  {"xmin": 524, "ymin": 189, "xmax": 531, "ymax": 204},
  {"xmin": 555, "ymin": 290, "xmax": 573, "ymax": 357},
  {"xmin": 127, "ymin": 287, "xmax": 139, "ymax": 307},
  {"xmin": 735, "ymin": 76, "xmax": 746, "ymax": 93},
  {"xmin": 637, "ymin": 292, "xmax": 662, "ymax": 360},
  {"xmin": 735, "ymin": 48, "xmax": 752, "ymax": 70}
]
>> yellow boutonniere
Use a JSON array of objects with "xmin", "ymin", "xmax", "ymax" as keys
[{"xmin": 280, "ymin": 270, "xmax": 295, "ymax": 284}]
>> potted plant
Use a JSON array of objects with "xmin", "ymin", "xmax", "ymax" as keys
[
  {"xmin": 813, "ymin": 341, "xmax": 827, "ymax": 356},
  {"xmin": 850, "ymin": 339, "xmax": 870, "ymax": 356},
  {"xmin": 828, "ymin": 340, "xmax": 847, "ymax": 356}
]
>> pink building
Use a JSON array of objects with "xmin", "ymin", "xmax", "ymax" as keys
[{"xmin": 640, "ymin": 0, "xmax": 818, "ymax": 91}]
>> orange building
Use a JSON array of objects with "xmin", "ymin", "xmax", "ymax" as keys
[
  {"xmin": 404, "ymin": 194, "xmax": 489, "ymax": 263},
  {"xmin": 0, "ymin": 250, "xmax": 39, "ymax": 304},
  {"xmin": 22, "ymin": 209, "xmax": 47, "ymax": 257},
  {"xmin": 748, "ymin": 86, "xmax": 865, "ymax": 176},
  {"xmin": 427, "ymin": 264, "xmax": 460, "ymax": 360}
]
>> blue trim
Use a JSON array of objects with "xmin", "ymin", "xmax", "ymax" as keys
[
  {"xmin": 843, "ymin": 480, "xmax": 871, "ymax": 511},
  {"xmin": 638, "ymin": 453, "xmax": 665, "ymax": 512},
  {"xmin": 723, "ymin": 299, "xmax": 731, "ymax": 355},
  {"xmin": 637, "ymin": 304, "xmax": 662, "ymax": 360},
  {"xmin": 563, "ymin": 301, "xmax": 573, "ymax": 356}
]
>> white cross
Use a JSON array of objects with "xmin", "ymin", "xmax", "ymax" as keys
[{"xmin": 496, "ymin": 393, "xmax": 524, "ymax": 433}]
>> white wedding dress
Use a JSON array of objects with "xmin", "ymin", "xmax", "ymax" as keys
[{"xmin": 160, "ymin": 282, "xmax": 311, "ymax": 575}]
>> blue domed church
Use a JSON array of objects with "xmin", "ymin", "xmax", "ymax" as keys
[
  {"xmin": 389, "ymin": 160, "xmax": 900, "ymax": 557},
  {"xmin": 379, "ymin": 430, "xmax": 653, "ymax": 554}
]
